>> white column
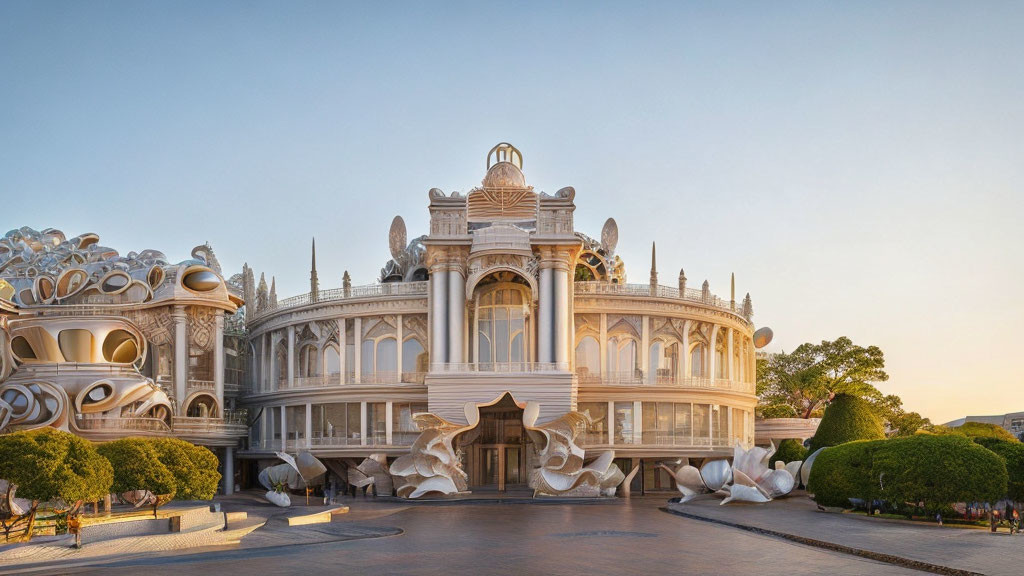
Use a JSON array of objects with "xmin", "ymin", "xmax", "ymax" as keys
[
  {"xmin": 214, "ymin": 312, "xmax": 224, "ymax": 409},
  {"xmin": 553, "ymin": 265, "xmax": 569, "ymax": 366},
  {"xmin": 607, "ymin": 400, "xmax": 615, "ymax": 446},
  {"xmin": 261, "ymin": 407, "xmax": 269, "ymax": 447},
  {"xmin": 280, "ymin": 405, "xmax": 287, "ymax": 451},
  {"xmin": 338, "ymin": 318, "xmax": 346, "ymax": 384},
  {"xmin": 640, "ymin": 315, "xmax": 650, "ymax": 381},
  {"xmin": 172, "ymin": 305, "xmax": 187, "ymax": 412},
  {"xmin": 360, "ymin": 402, "xmax": 368, "ymax": 446},
  {"xmin": 222, "ymin": 447, "xmax": 234, "ymax": 495},
  {"xmin": 354, "ymin": 317, "xmax": 362, "ymax": 383},
  {"xmin": 727, "ymin": 328, "xmax": 734, "ymax": 381},
  {"xmin": 305, "ymin": 403, "xmax": 313, "ymax": 448},
  {"xmin": 599, "ymin": 313, "xmax": 608, "ymax": 376},
  {"xmin": 633, "ymin": 400, "xmax": 643, "ymax": 445},
  {"xmin": 709, "ymin": 324, "xmax": 718, "ymax": 382},
  {"xmin": 431, "ymin": 262, "xmax": 448, "ymax": 365},
  {"xmin": 396, "ymin": 314, "xmax": 404, "ymax": 381},
  {"xmin": 286, "ymin": 325, "xmax": 295, "ymax": 388},
  {"xmin": 448, "ymin": 267, "xmax": 464, "ymax": 364},
  {"xmin": 385, "ymin": 401, "xmax": 393, "ymax": 445},
  {"xmin": 680, "ymin": 319, "xmax": 690, "ymax": 381},
  {"xmin": 269, "ymin": 332, "xmax": 277, "ymax": 390},
  {"xmin": 260, "ymin": 333, "xmax": 268, "ymax": 392},
  {"xmin": 538, "ymin": 266, "xmax": 553, "ymax": 363}
]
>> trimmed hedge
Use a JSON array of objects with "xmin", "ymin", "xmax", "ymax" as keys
[
  {"xmin": 954, "ymin": 422, "xmax": 1018, "ymax": 442},
  {"xmin": 769, "ymin": 438, "xmax": 809, "ymax": 469},
  {"xmin": 0, "ymin": 428, "xmax": 112, "ymax": 505},
  {"xmin": 97, "ymin": 438, "xmax": 177, "ymax": 501},
  {"xmin": 974, "ymin": 437, "xmax": 1024, "ymax": 502},
  {"xmin": 149, "ymin": 438, "xmax": 221, "ymax": 500},
  {"xmin": 808, "ymin": 394, "xmax": 885, "ymax": 453},
  {"xmin": 808, "ymin": 435, "xmax": 1007, "ymax": 513}
]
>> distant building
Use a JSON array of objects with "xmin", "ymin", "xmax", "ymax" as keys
[{"xmin": 944, "ymin": 412, "xmax": 1024, "ymax": 440}]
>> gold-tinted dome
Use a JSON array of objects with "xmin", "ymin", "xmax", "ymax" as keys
[{"xmin": 482, "ymin": 161, "xmax": 526, "ymax": 189}]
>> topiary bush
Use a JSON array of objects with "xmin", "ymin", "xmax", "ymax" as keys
[
  {"xmin": 96, "ymin": 438, "xmax": 176, "ymax": 509},
  {"xmin": 954, "ymin": 422, "xmax": 1018, "ymax": 442},
  {"xmin": 807, "ymin": 440, "xmax": 877, "ymax": 507},
  {"xmin": 0, "ymin": 428, "xmax": 113, "ymax": 506},
  {"xmin": 871, "ymin": 435, "xmax": 1005, "ymax": 515},
  {"xmin": 973, "ymin": 437, "xmax": 1024, "ymax": 502},
  {"xmin": 808, "ymin": 394, "xmax": 885, "ymax": 453},
  {"xmin": 149, "ymin": 438, "xmax": 221, "ymax": 500},
  {"xmin": 769, "ymin": 438, "xmax": 809, "ymax": 469}
]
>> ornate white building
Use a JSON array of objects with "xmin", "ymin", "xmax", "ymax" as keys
[
  {"xmin": 0, "ymin": 143, "xmax": 762, "ymax": 496},
  {"xmin": 239, "ymin": 143, "xmax": 760, "ymax": 494}
]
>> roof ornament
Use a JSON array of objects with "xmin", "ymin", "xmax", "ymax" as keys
[
  {"xmin": 678, "ymin": 268, "xmax": 687, "ymax": 295},
  {"xmin": 649, "ymin": 242, "xmax": 658, "ymax": 293},
  {"xmin": 310, "ymin": 238, "xmax": 319, "ymax": 302},
  {"xmin": 486, "ymin": 142, "xmax": 523, "ymax": 170},
  {"xmin": 389, "ymin": 216, "xmax": 407, "ymax": 260},
  {"xmin": 702, "ymin": 280, "xmax": 710, "ymax": 303},
  {"xmin": 600, "ymin": 218, "xmax": 618, "ymax": 255}
]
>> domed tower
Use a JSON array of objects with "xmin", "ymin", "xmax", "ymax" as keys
[{"xmin": 467, "ymin": 143, "xmax": 537, "ymax": 224}]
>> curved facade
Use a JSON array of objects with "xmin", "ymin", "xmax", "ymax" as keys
[{"xmin": 241, "ymin": 143, "xmax": 760, "ymax": 494}]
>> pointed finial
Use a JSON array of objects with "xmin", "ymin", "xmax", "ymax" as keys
[
  {"xmin": 310, "ymin": 237, "xmax": 320, "ymax": 302},
  {"xmin": 270, "ymin": 276, "xmax": 278, "ymax": 307},
  {"xmin": 730, "ymin": 272, "xmax": 736, "ymax": 310},
  {"xmin": 678, "ymin": 268, "xmax": 687, "ymax": 296},
  {"xmin": 649, "ymin": 242, "xmax": 658, "ymax": 293},
  {"xmin": 702, "ymin": 279, "xmax": 710, "ymax": 303},
  {"xmin": 343, "ymin": 270, "xmax": 352, "ymax": 297}
]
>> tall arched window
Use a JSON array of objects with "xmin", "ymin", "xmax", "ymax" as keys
[
  {"xmin": 298, "ymin": 344, "xmax": 318, "ymax": 377},
  {"xmin": 324, "ymin": 345, "xmax": 341, "ymax": 376},
  {"xmin": 607, "ymin": 337, "xmax": 638, "ymax": 376},
  {"xmin": 690, "ymin": 343, "xmax": 706, "ymax": 378},
  {"xmin": 575, "ymin": 336, "xmax": 600, "ymax": 379},
  {"xmin": 361, "ymin": 336, "xmax": 397, "ymax": 380},
  {"xmin": 402, "ymin": 338, "xmax": 425, "ymax": 375},
  {"xmin": 715, "ymin": 348, "xmax": 726, "ymax": 379},
  {"xmin": 475, "ymin": 286, "xmax": 527, "ymax": 368}
]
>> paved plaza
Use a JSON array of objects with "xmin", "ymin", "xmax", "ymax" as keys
[{"xmin": 8, "ymin": 492, "xmax": 1024, "ymax": 576}]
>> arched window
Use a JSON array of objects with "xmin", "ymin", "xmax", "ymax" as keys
[
  {"xmin": 575, "ymin": 336, "xmax": 600, "ymax": 378},
  {"xmin": 376, "ymin": 337, "xmax": 397, "ymax": 373},
  {"xmin": 475, "ymin": 285, "xmax": 527, "ymax": 368},
  {"xmin": 715, "ymin": 348, "xmax": 726, "ymax": 379},
  {"xmin": 298, "ymin": 344, "xmax": 318, "ymax": 377},
  {"xmin": 690, "ymin": 343, "xmax": 706, "ymax": 378},
  {"xmin": 402, "ymin": 338, "xmax": 426, "ymax": 375},
  {"xmin": 324, "ymin": 345, "xmax": 341, "ymax": 375},
  {"xmin": 607, "ymin": 337, "xmax": 638, "ymax": 376},
  {"xmin": 361, "ymin": 337, "xmax": 398, "ymax": 381}
]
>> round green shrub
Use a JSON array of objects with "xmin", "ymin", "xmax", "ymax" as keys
[
  {"xmin": 808, "ymin": 394, "xmax": 885, "ymax": 453},
  {"xmin": 871, "ymin": 435, "xmax": 1005, "ymax": 514},
  {"xmin": 807, "ymin": 440, "xmax": 877, "ymax": 507},
  {"xmin": 973, "ymin": 437, "xmax": 1024, "ymax": 502},
  {"xmin": 769, "ymin": 438, "xmax": 809, "ymax": 468},
  {"xmin": 0, "ymin": 428, "xmax": 112, "ymax": 505},
  {"xmin": 96, "ymin": 437, "xmax": 176, "ymax": 500},
  {"xmin": 954, "ymin": 422, "xmax": 1018, "ymax": 442},
  {"xmin": 150, "ymin": 438, "xmax": 221, "ymax": 500}
]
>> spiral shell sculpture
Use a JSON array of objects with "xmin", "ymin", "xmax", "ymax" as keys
[
  {"xmin": 523, "ymin": 403, "xmax": 624, "ymax": 497},
  {"xmin": 665, "ymin": 442, "xmax": 803, "ymax": 505}
]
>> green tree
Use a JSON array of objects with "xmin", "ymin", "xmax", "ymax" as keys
[
  {"xmin": 808, "ymin": 393, "xmax": 885, "ymax": 453},
  {"xmin": 953, "ymin": 422, "xmax": 1018, "ymax": 442},
  {"xmin": 149, "ymin": 438, "xmax": 221, "ymax": 500},
  {"xmin": 768, "ymin": 438, "xmax": 809, "ymax": 468},
  {"xmin": 973, "ymin": 437, "xmax": 1024, "ymax": 502},
  {"xmin": 871, "ymin": 394, "xmax": 931, "ymax": 436},
  {"xmin": 757, "ymin": 337, "xmax": 888, "ymax": 419},
  {"xmin": 0, "ymin": 429, "xmax": 112, "ymax": 541},
  {"xmin": 96, "ymin": 438, "xmax": 176, "ymax": 516}
]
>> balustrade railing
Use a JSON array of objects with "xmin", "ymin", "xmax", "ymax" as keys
[
  {"xmin": 574, "ymin": 281, "xmax": 749, "ymax": 319},
  {"xmin": 172, "ymin": 416, "xmax": 248, "ymax": 435},
  {"xmin": 575, "ymin": 370, "xmax": 754, "ymax": 393},
  {"xmin": 187, "ymin": 379, "xmax": 215, "ymax": 391},
  {"xmin": 252, "ymin": 281, "xmax": 428, "ymax": 321},
  {"xmin": 250, "ymin": 371, "xmax": 427, "ymax": 394},
  {"xmin": 74, "ymin": 415, "xmax": 171, "ymax": 432},
  {"xmin": 431, "ymin": 362, "xmax": 569, "ymax": 373}
]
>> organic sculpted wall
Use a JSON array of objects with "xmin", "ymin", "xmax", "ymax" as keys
[{"xmin": 523, "ymin": 404, "xmax": 624, "ymax": 497}]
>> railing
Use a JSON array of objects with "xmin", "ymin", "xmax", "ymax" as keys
[
  {"xmin": 187, "ymin": 379, "xmax": 215, "ymax": 391},
  {"xmin": 16, "ymin": 362, "xmax": 141, "ymax": 377},
  {"xmin": 575, "ymin": 371, "xmax": 755, "ymax": 394},
  {"xmin": 172, "ymin": 416, "xmax": 248, "ymax": 436},
  {"xmin": 431, "ymin": 362, "xmax": 569, "ymax": 373},
  {"xmin": 309, "ymin": 434, "xmax": 363, "ymax": 447},
  {"xmin": 579, "ymin": 433, "xmax": 745, "ymax": 450},
  {"xmin": 74, "ymin": 415, "xmax": 171, "ymax": 432},
  {"xmin": 251, "ymin": 372, "xmax": 428, "ymax": 394},
  {"xmin": 470, "ymin": 226, "xmax": 531, "ymax": 252},
  {"xmin": 574, "ymin": 281, "xmax": 750, "ymax": 319},
  {"xmin": 252, "ymin": 281, "xmax": 428, "ymax": 321}
]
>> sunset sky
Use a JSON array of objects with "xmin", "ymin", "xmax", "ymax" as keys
[{"xmin": 2, "ymin": 2, "xmax": 1021, "ymax": 424}]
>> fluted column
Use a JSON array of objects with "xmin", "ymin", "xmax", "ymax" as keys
[
  {"xmin": 447, "ymin": 261, "xmax": 465, "ymax": 364},
  {"xmin": 708, "ymin": 324, "xmax": 718, "ymax": 381},
  {"xmin": 640, "ymin": 315, "xmax": 650, "ymax": 380},
  {"xmin": 396, "ymin": 314, "xmax": 404, "ymax": 380},
  {"xmin": 354, "ymin": 317, "xmax": 362, "ymax": 383},
  {"xmin": 553, "ymin": 263, "xmax": 569, "ymax": 366},
  {"xmin": 338, "ymin": 318, "xmax": 346, "ymax": 384},
  {"xmin": 599, "ymin": 313, "xmax": 608, "ymax": 376},
  {"xmin": 214, "ymin": 311, "xmax": 224, "ymax": 410},
  {"xmin": 430, "ymin": 251, "xmax": 448, "ymax": 365},
  {"xmin": 538, "ymin": 266, "xmax": 553, "ymax": 363},
  {"xmin": 268, "ymin": 332, "xmax": 277, "ymax": 390},
  {"xmin": 727, "ymin": 328, "xmax": 734, "ymax": 381},
  {"xmin": 286, "ymin": 325, "xmax": 295, "ymax": 389},
  {"xmin": 679, "ymin": 319, "xmax": 690, "ymax": 381},
  {"xmin": 172, "ymin": 305, "xmax": 187, "ymax": 412}
]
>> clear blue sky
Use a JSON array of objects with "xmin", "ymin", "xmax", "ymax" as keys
[{"xmin": 2, "ymin": 1, "xmax": 1022, "ymax": 424}]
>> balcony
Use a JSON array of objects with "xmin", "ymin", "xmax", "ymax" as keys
[
  {"xmin": 574, "ymin": 281, "xmax": 751, "ymax": 320},
  {"xmin": 74, "ymin": 414, "xmax": 171, "ymax": 433},
  {"xmin": 430, "ymin": 362, "xmax": 569, "ymax": 374},
  {"xmin": 172, "ymin": 416, "xmax": 248, "ymax": 437},
  {"xmin": 254, "ymin": 372, "xmax": 428, "ymax": 394},
  {"xmin": 251, "ymin": 281, "xmax": 428, "ymax": 321},
  {"xmin": 187, "ymin": 379, "xmax": 215, "ymax": 392},
  {"xmin": 575, "ymin": 371, "xmax": 755, "ymax": 394}
]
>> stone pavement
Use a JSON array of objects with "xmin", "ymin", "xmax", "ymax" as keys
[
  {"xmin": 34, "ymin": 496, "xmax": 923, "ymax": 576},
  {"xmin": 667, "ymin": 492, "xmax": 1024, "ymax": 575}
]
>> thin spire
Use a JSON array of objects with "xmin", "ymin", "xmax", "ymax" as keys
[
  {"xmin": 730, "ymin": 272, "xmax": 736, "ymax": 310},
  {"xmin": 310, "ymin": 237, "xmax": 320, "ymax": 302},
  {"xmin": 649, "ymin": 241, "xmax": 658, "ymax": 290}
]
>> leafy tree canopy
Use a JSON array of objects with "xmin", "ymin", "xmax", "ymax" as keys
[
  {"xmin": 0, "ymin": 428, "xmax": 112, "ymax": 505},
  {"xmin": 150, "ymin": 438, "xmax": 221, "ymax": 500},
  {"xmin": 96, "ymin": 438, "xmax": 176, "ymax": 501},
  {"xmin": 757, "ymin": 337, "xmax": 888, "ymax": 419},
  {"xmin": 808, "ymin": 393, "xmax": 886, "ymax": 453},
  {"xmin": 870, "ymin": 394, "xmax": 932, "ymax": 436}
]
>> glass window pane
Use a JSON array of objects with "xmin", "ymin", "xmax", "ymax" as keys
[
  {"xmin": 347, "ymin": 403, "xmax": 361, "ymax": 441},
  {"xmin": 403, "ymin": 339, "xmax": 424, "ymax": 374},
  {"xmin": 376, "ymin": 337, "xmax": 397, "ymax": 373},
  {"xmin": 495, "ymin": 308, "xmax": 509, "ymax": 363},
  {"xmin": 361, "ymin": 340, "xmax": 374, "ymax": 375},
  {"xmin": 614, "ymin": 402, "xmax": 634, "ymax": 444},
  {"xmin": 674, "ymin": 403, "xmax": 692, "ymax": 444},
  {"xmin": 693, "ymin": 404, "xmax": 710, "ymax": 445},
  {"xmin": 511, "ymin": 333, "xmax": 523, "ymax": 363},
  {"xmin": 576, "ymin": 336, "xmax": 599, "ymax": 377},
  {"xmin": 578, "ymin": 402, "xmax": 607, "ymax": 444}
]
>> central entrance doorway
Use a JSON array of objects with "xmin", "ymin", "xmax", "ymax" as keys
[{"xmin": 458, "ymin": 394, "xmax": 532, "ymax": 492}]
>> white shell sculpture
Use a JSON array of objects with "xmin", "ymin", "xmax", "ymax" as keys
[
  {"xmin": 663, "ymin": 464, "xmax": 707, "ymax": 503},
  {"xmin": 699, "ymin": 459, "xmax": 733, "ymax": 492},
  {"xmin": 258, "ymin": 451, "xmax": 327, "ymax": 507},
  {"xmin": 390, "ymin": 413, "xmax": 476, "ymax": 498},
  {"xmin": 523, "ymin": 403, "xmax": 624, "ymax": 497},
  {"xmin": 800, "ymin": 447, "xmax": 826, "ymax": 489}
]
